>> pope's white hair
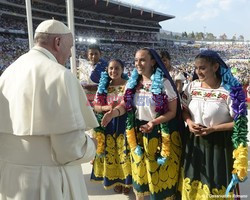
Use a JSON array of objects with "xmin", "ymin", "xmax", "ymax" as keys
[{"xmin": 34, "ymin": 32, "xmax": 53, "ymax": 45}]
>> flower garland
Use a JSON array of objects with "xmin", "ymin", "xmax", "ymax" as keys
[
  {"xmin": 124, "ymin": 68, "xmax": 170, "ymax": 165},
  {"xmin": 221, "ymin": 67, "xmax": 248, "ymax": 196},
  {"xmin": 93, "ymin": 71, "xmax": 110, "ymax": 157}
]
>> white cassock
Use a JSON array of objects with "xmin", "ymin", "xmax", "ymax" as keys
[{"xmin": 0, "ymin": 46, "xmax": 99, "ymax": 200}]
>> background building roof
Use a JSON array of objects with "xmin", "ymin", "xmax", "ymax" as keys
[{"xmin": 44, "ymin": 0, "xmax": 175, "ymax": 22}]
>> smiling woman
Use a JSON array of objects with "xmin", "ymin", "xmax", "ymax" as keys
[
  {"xmin": 90, "ymin": 59, "xmax": 132, "ymax": 194},
  {"xmin": 101, "ymin": 48, "xmax": 184, "ymax": 200},
  {"xmin": 181, "ymin": 50, "xmax": 248, "ymax": 200}
]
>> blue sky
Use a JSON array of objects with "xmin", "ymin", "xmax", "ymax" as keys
[{"xmin": 119, "ymin": 0, "xmax": 250, "ymax": 40}]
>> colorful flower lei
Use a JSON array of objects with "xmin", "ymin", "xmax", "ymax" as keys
[
  {"xmin": 93, "ymin": 71, "xmax": 110, "ymax": 157},
  {"xmin": 124, "ymin": 68, "xmax": 170, "ymax": 165},
  {"xmin": 221, "ymin": 67, "xmax": 248, "ymax": 196}
]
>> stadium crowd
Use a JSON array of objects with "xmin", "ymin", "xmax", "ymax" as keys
[
  {"xmin": 1, "ymin": 0, "xmax": 159, "ymax": 31},
  {"xmin": 1, "ymin": 32, "xmax": 250, "ymax": 86}
]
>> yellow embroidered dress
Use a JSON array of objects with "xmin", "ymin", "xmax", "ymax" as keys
[
  {"xmin": 131, "ymin": 79, "xmax": 182, "ymax": 199},
  {"xmin": 91, "ymin": 85, "xmax": 132, "ymax": 188}
]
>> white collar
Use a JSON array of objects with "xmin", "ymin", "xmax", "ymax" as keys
[{"xmin": 32, "ymin": 46, "xmax": 58, "ymax": 63}]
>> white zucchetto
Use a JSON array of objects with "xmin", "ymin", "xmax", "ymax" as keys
[{"xmin": 35, "ymin": 19, "xmax": 71, "ymax": 34}]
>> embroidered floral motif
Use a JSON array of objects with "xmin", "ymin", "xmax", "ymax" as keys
[
  {"xmin": 131, "ymin": 131, "xmax": 181, "ymax": 193},
  {"xmin": 107, "ymin": 85, "xmax": 125, "ymax": 94},
  {"xmin": 136, "ymin": 81, "xmax": 151, "ymax": 92},
  {"xmin": 118, "ymin": 86, "xmax": 125, "ymax": 93},
  {"xmin": 181, "ymin": 178, "xmax": 234, "ymax": 200},
  {"xmin": 191, "ymin": 90, "xmax": 202, "ymax": 96},
  {"xmin": 204, "ymin": 92, "xmax": 216, "ymax": 98},
  {"xmin": 93, "ymin": 134, "xmax": 131, "ymax": 182},
  {"xmin": 107, "ymin": 86, "xmax": 116, "ymax": 94},
  {"xmin": 191, "ymin": 90, "xmax": 228, "ymax": 100},
  {"xmin": 217, "ymin": 93, "xmax": 228, "ymax": 100}
]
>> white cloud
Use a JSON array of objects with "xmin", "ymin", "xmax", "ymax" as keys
[
  {"xmin": 219, "ymin": 0, "xmax": 233, "ymax": 10},
  {"xmin": 184, "ymin": 0, "xmax": 233, "ymax": 21},
  {"xmin": 200, "ymin": 9, "xmax": 219, "ymax": 20},
  {"xmin": 196, "ymin": 0, "xmax": 216, "ymax": 8},
  {"xmin": 196, "ymin": 0, "xmax": 233, "ymax": 9},
  {"xmin": 183, "ymin": 8, "xmax": 220, "ymax": 21},
  {"xmin": 183, "ymin": 11, "xmax": 199, "ymax": 21}
]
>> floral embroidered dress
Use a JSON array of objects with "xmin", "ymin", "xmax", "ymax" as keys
[
  {"xmin": 181, "ymin": 80, "xmax": 235, "ymax": 199},
  {"xmin": 131, "ymin": 79, "xmax": 182, "ymax": 199},
  {"xmin": 90, "ymin": 85, "xmax": 132, "ymax": 189}
]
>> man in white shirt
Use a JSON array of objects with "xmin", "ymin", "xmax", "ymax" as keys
[{"xmin": 0, "ymin": 19, "xmax": 98, "ymax": 200}]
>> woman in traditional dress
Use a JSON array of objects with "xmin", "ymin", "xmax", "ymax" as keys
[
  {"xmin": 102, "ymin": 48, "xmax": 184, "ymax": 200},
  {"xmin": 181, "ymin": 50, "xmax": 248, "ymax": 199},
  {"xmin": 90, "ymin": 59, "xmax": 132, "ymax": 194}
]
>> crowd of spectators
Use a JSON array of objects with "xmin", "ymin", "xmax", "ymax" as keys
[
  {"xmin": 0, "ymin": 34, "xmax": 28, "ymax": 73},
  {"xmin": 226, "ymin": 60, "xmax": 249, "ymax": 85},
  {"xmin": 206, "ymin": 43, "xmax": 250, "ymax": 59},
  {"xmin": 0, "ymin": 15, "xmax": 157, "ymax": 42},
  {"xmin": 6, "ymin": 0, "xmax": 159, "ymax": 27},
  {"xmin": 1, "ymin": 31, "xmax": 249, "ymax": 87},
  {"xmin": 2, "ymin": 0, "xmax": 159, "ymax": 31}
]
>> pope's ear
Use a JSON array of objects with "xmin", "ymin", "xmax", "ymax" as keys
[{"xmin": 54, "ymin": 37, "xmax": 61, "ymax": 51}]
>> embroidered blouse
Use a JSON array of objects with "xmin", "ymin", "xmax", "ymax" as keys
[
  {"xmin": 106, "ymin": 85, "xmax": 125, "ymax": 105},
  {"xmin": 133, "ymin": 78, "xmax": 177, "ymax": 122},
  {"xmin": 95, "ymin": 85, "xmax": 126, "ymax": 106},
  {"xmin": 182, "ymin": 80, "xmax": 234, "ymax": 128}
]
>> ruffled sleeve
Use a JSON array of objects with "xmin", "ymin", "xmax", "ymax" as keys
[{"xmin": 163, "ymin": 78, "xmax": 177, "ymax": 102}]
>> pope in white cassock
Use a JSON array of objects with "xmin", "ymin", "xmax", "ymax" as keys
[{"xmin": 0, "ymin": 19, "xmax": 98, "ymax": 200}]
